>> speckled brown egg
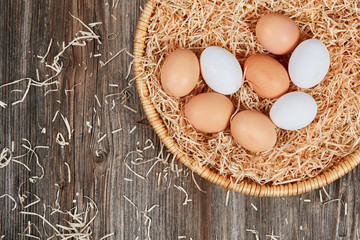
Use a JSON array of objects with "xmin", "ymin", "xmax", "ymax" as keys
[
  {"xmin": 256, "ymin": 13, "xmax": 300, "ymax": 55},
  {"xmin": 184, "ymin": 92, "xmax": 235, "ymax": 133},
  {"xmin": 244, "ymin": 54, "xmax": 290, "ymax": 99},
  {"xmin": 160, "ymin": 48, "xmax": 200, "ymax": 97},
  {"xmin": 231, "ymin": 110, "xmax": 277, "ymax": 152}
]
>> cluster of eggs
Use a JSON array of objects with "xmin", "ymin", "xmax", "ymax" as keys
[{"xmin": 160, "ymin": 13, "xmax": 330, "ymax": 153}]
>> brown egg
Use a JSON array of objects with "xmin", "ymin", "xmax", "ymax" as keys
[
  {"xmin": 231, "ymin": 110, "xmax": 277, "ymax": 152},
  {"xmin": 256, "ymin": 13, "xmax": 300, "ymax": 55},
  {"xmin": 160, "ymin": 49, "xmax": 200, "ymax": 97},
  {"xmin": 244, "ymin": 54, "xmax": 290, "ymax": 99},
  {"xmin": 184, "ymin": 92, "xmax": 235, "ymax": 133}
]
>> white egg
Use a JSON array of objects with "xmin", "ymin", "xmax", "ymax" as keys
[
  {"xmin": 200, "ymin": 46, "xmax": 243, "ymax": 95},
  {"xmin": 288, "ymin": 39, "xmax": 330, "ymax": 89},
  {"xmin": 270, "ymin": 92, "xmax": 317, "ymax": 130}
]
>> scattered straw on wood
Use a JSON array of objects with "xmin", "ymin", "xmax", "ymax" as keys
[
  {"xmin": 56, "ymin": 133, "xmax": 69, "ymax": 147},
  {"xmin": 0, "ymin": 13, "xmax": 120, "ymax": 239},
  {"xmin": 86, "ymin": 121, "xmax": 93, "ymax": 133},
  {"xmin": 64, "ymin": 162, "xmax": 71, "ymax": 183},
  {"xmin": 97, "ymin": 133, "xmax": 107, "ymax": 143},
  {"xmin": 140, "ymin": 0, "xmax": 360, "ymax": 184},
  {"xmin": 123, "ymin": 195, "xmax": 159, "ymax": 240},
  {"xmin": 266, "ymin": 234, "xmax": 280, "ymax": 240},
  {"xmin": 123, "ymin": 104, "xmax": 138, "ymax": 113},
  {"xmin": 0, "ymin": 147, "xmax": 12, "ymax": 168},
  {"xmin": 20, "ymin": 195, "xmax": 114, "ymax": 240},
  {"xmin": 111, "ymin": 128, "xmax": 122, "ymax": 134},
  {"xmin": 17, "ymin": 183, "xmax": 42, "ymax": 209},
  {"xmin": 89, "ymin": 22, "xmax": 103, "ymax": 28},
  {"xmin": 60, "ymin": 114, "xmax": 72, "ymax": 140},
  {"xmin": 0, "ymin": 100, "xmax": 7, "ymax": 108},
  {"xmin": 345, "ymin": 202, "xmax": 348, "ymax": 216},
  {"xmin": 1, "ymin": 139, "xmax": 49, "ymax": 181},
  {"xmin": 99, "ymin": 232, "xmax": 115, "ymax": 240},
  {"xmin": 323, "ymin": 198, "xmax": 345, "ymax": 207},
  {"xmin": 100, "ymin": 49, "xmax": 126, "ymax": 67},
  {"xmin": 246, "ymin": 229, "xmax": 260, "ymax": 240},
  {"xmin": 0, "ymin": 12, "xmax": 100, "ymax": 107},
  {"xmin": 21, "ymin": 141, "xmax": 48, "ymax": 182},
  {"xmin": 0, "ymin": 194, "xmax": 17, "ymax": 210},
  {"xmin": 19, "ymin": 222, "xmax": 43, "ymax": 240},
  {"xmin": 322, "ymin": 186, "xmax": 331, "ymax": 200},
  {"xmin": 225, "ymin": 190, "xmax": 230, "ymax": 206},
  {"xmin": 174, "ymin": 185, "xmax": 192, "ymax": 205},
  {"xmin": 191, "ymin": 171, "xmax": 206, "ymax": 193},
  {"xmin": 129, "ymin": 126, "xmax": 137, "ymax": 134},
  {"xmin": 122, "ymin": 140, "xmax": 191, "ymax": 195},
  {"xmin": 251, "ymin": 203, "xmax": 258, "ymax": 211},
  {"xmin": 64, "ymin": 82, "xmax": 82, "ymax": 95}
]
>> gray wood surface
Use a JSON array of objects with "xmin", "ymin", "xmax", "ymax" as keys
[{"xmin": 0, "ymin": 1, "xmax": 359, "ymax": 239}]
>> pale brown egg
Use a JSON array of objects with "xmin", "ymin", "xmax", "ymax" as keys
[
  {"xmin": 256, "ymin": 13, "xmax": 300, "ymax": 55},
  {"xmin": 160, "ymin": 49, "xmax": 200, "ymax": 97},
  {"xmin": 184, "ymin": 92, "xmax": 235, "ymax": 133},
  {"xmin": 244, "ymin": 54, "xmax": 290, "ymax": 99},
  {"xmin": 231, "ymin": 110, "xmax": 277, "ymax": 152}
]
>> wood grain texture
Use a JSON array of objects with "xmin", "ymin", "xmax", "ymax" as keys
[{"xmin": 0, "ymin": 1, "xmax": 359, "ymax": 240}]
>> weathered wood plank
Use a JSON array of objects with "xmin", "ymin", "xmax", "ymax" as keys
[{"xmin": 0, "ymin": 1, "xmax": 359, "ymax": 240}]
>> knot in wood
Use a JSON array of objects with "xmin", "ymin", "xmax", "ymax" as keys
[
  {"xmin": 58, "ymin": 180, "xmax": 66, "ymax": 189},
  {"xmin": 95, "ymin": 149, "xmax": 107, "ymax": 163}
]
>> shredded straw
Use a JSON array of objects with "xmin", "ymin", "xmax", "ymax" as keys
[
  {"xmin": 111, "ymin": 128, "xmax": 122, "ymax": 134},
  {"xmin": 246, "ymin": 229, "xmax": 260, "ymax": 240},
  {"xmin": 174, "ymin": 185, "xmax": 192, "ymax": 205},
  {"xmin": 56, "ymin": 133, "xmax": 69, "ymax": 147},
  {"xmin": 100, "ymin": 49, "xmax": 126, "ymax": 67},
  {"xmin": 0, "ymin": 148, "xmax": 12, "ymax": 168},
  {"xmin": 322, "ymin": 186, "xmax": 331, "ymax": 200},
  {"xmin": 0, "ymin": 194, "xmax": 17, "ymax": 210},
  {"xmin": 0, "ymin": 100, "xmax": 7, "ymax": 108},
  {"xmin": 60, "ymin": 114, "xmax": 72, "ymax": 140},
  {"xmin": 97, "ymin": 133, "xmax": 107, "ymax": 143},
  {"xmin": 0, "ymin": 13, "xmax": 100, "ymax": 107},
  {"xmin": 140, "ymin": 0, "xmax": 360, "ymax": 184},
  {"xmin": 191, "ymin": 171, "xmax": 206, "ymax": 193},
  {"xmin": 0, "ymin": 13, "xmax": 117, "ymax": 239},
  {"xmin": 266, "ymin": 234, "xmax": 280, "ymax": 240},
  {"xmin": 19, "ymin": 195, "xmax": 112, "ymax": 239},
  {"xmin": 64, "ymin": 162, "xmax": 71, "ymax": 183},
  {"xmin": 251, "ymin": 203, "xmax": 258, "ymax": 211},
  {"xmin": 225, "ymin": 190, "xmax": 230, "ymax": 206}
]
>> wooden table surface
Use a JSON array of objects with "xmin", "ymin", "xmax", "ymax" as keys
[{"xmin": 1, "ymin": 1, "xmax": 359, "ymax": 239}]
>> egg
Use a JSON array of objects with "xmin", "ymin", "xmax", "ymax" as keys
[
  {"xmin": 200, "ymin": 46, "xmax": 243, "ymax": 95},
  {"xmin": 184, "ymin": 92, "xmax": 235, "ymax": 133},
  {"xmin": 270, "ymin": 92, "xmax": 317, "ymax": 130},
  {"xmin": 256, "ymin": 13, "xmax": 300, "ymax": 55},
  {"xmin": 244, "ymin": 54, "xmax": 290, "ymax": 99},
  {"xmin": 231, "ymin": 110, "xmax": 277, "ymax": 152},
  {"xmin": 160, "ymin": 49, "xmax": 200, "ymax": 97},
  {"xmin": 288, "ymin": 39, "xmax": 330, "ymax": 88}
]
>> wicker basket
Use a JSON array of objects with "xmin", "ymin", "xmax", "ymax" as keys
[{"xmin": 133, "ymin": 0, "xmax": 360, "ymax": 196}]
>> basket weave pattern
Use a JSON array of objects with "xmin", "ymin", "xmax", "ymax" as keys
[{"xmin": 133, "ymin": 0, "xmax": 360, "ymax": 196}]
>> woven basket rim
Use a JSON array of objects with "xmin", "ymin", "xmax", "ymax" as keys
[{"xmin": 132, "ymin": 0, "xmax": 360, "ymax": 197}]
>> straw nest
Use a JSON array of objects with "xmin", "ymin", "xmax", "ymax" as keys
[{"xmin": 139, "ymin": 0, "xmax": 360, "ymax": 185}]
